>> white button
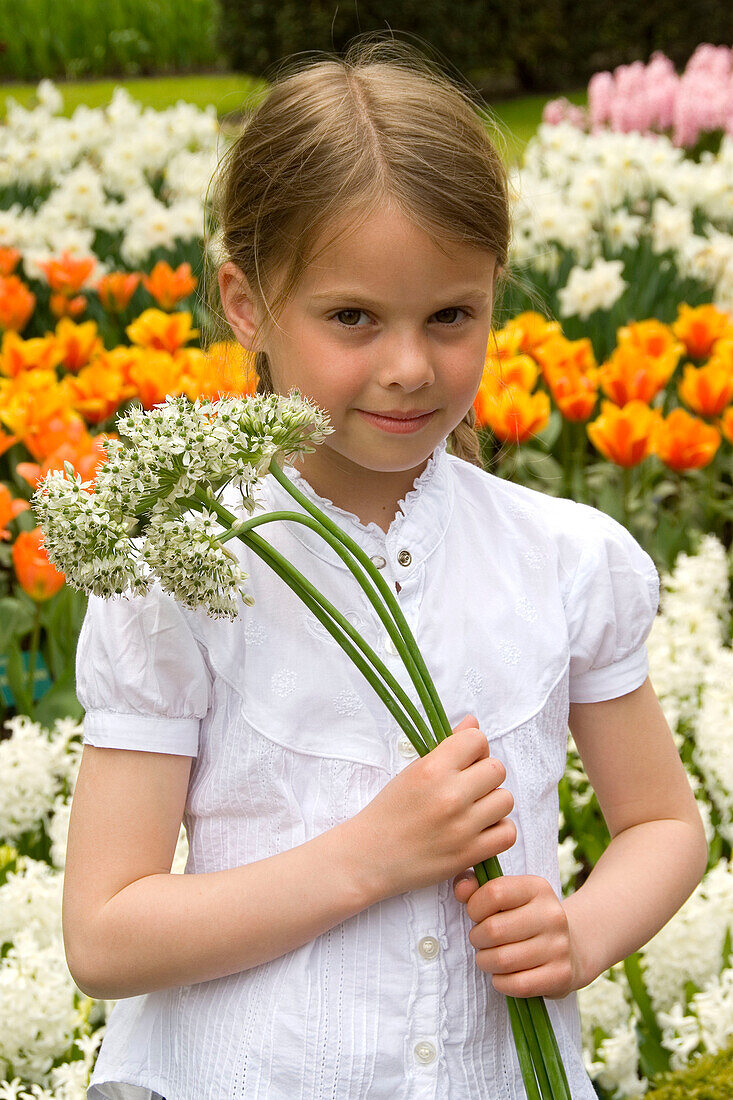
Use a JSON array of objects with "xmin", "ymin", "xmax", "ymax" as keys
[
  {"xmin": 385, "ymin": 633, "xmax": 399, "ymax": 656},
  {"xmin": 417, "ymin": 936, "xmax": 439, "ymax": 959},
  {"xmin": 370, "ymin": 554, "xmax": 386, "ymax": 569},
  {"xmin": 414, "ymin": 1040, "xmax": 436, "ymax": 1064},
  {"xmin": 397, "ymin": 735, "xmax": 418, "ymax": 758}
]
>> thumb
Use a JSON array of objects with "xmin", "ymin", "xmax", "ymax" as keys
[
  {"xmin": 453, "ymin": 870, "xmax": 478, "ymax": 901},
  {"xmin": 452, "ymin": 712, "xmax": 480, "ymax": 733}
]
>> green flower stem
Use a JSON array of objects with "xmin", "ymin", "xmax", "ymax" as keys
[
  {"xmin": 218, "ymin": 505, "xmax": 441, "ymax": 751},
  {"xmin": 185, "ymin": 491, "xmax": 433, "ymax": 755},
  {"xmin": 267, "ymin": 461, "xmax": 452, "ymax": 742}
]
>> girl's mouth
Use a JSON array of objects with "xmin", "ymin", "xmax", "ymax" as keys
[{"xmin": 357, "ymin": 410, "xmax": 435, "ymax": 433}]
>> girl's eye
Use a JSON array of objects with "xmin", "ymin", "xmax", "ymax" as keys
[{"xmin": 330, "ymin": 307, "xmax": 470, "ymax": 329}]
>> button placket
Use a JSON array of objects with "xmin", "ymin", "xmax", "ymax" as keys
[{"xmin": 405, "ymin": 888, "xmax": 443, "ymax": 1079}]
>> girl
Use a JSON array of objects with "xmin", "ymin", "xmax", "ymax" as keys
[{"xmin": 63, "ymin": 37, "xmax": 708, "ymax": 1100}]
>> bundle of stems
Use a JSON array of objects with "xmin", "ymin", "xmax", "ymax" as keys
[{"xmin": 182, "ymin": 463, "xmax": 572, "ymax": 1100}]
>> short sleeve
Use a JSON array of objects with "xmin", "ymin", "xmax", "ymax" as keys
[
  {"xmin": 75, "ymin": 579, "xmax": 213, "ymax": 756},
  {"xmin": 563, "ymin": 509, "xmax": 660, "ymax": 704}
]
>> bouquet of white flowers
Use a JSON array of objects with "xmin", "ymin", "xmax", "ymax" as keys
[{"xmin": 31, "ymin": 389, "xmax": 571, "ymax": 1100}]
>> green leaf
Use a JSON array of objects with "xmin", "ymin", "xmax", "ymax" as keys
[
  {"xmin": 0, "ymin": 596, "xmax": 35, "ymax": 651},
  {"xmin": 4, "ymin": 643, "xmax": 32, "ymax": 714},
  {"xmin": 32, "ymin": 660, "xmax": 83, "ymax": 727},
  {"xmin": 533, "ymin": 410, "xmax": 563, "ymax": 451}
]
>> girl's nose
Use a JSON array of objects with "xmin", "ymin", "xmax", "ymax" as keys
[{"xmin": 377, "ymin": 338, "xmax": 436, "ymax": 389}]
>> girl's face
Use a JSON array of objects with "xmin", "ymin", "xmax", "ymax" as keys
[{"xmin": 219, "ymin": 203, "xmax": 499, "ymax": 521}]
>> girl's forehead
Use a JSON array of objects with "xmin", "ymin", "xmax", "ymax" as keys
[{"xmin": 299, "ymin": 210, "xmax": 497, "ymax": 297}]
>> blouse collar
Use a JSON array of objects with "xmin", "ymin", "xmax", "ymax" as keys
[{"xmin": 261, "ymin": 437, "xmax": 454, "ymax": 575}]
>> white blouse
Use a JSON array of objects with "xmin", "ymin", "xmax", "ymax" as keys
[{"xmin": 77, "ymin": 436, "xmax": 660, "ymax": 1100}]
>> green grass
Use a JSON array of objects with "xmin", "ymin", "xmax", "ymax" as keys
[{"xmin": 0, "ymin": 72, "xmax": 588, "ymax": 167}]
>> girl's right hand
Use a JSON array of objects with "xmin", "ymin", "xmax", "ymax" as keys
[{"xmin": 348, "ymin": 714, "xmax": 516, "ymax": 900}]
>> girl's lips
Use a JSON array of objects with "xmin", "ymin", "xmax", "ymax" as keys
[{"xmin": 357, "ymin": 410, "xmax": 435, "ymax": 434}]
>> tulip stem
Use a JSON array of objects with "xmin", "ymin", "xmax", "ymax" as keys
[{"xmin": 621, "ymin": 466, "xmax": 631, "ymax": 528}]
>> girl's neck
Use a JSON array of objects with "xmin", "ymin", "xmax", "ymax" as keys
[{"xmin": 290, "ymin": 450, "xmax": 432, "ymax": 534}]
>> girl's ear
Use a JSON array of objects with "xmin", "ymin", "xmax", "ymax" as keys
[{"xmin": 218, "ymin": 262, "xmax": 261, "ymax": 352}]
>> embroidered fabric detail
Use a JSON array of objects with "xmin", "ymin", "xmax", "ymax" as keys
[
  {"xmin": 522, "ymin": 547, "xmax": 549, "ymax": 570},
  {"xmin": 244, "ymin": 620, "xmax": 267, "ymax": 645},
  {"xmin": 499, "ymin": 641, "xmax": 521, "ymax": 665},
  {"xmin": 463, "ymin": 666, "xmax": 485, "ymax": 695},
  {"xmin": 271, "ymin": 669, "xmax": 297, "ymax": 697},
  {"xmin": 515, "ymin": 595, "xmax": 539, "ymax": 623},
  {"xmin": 333, "ymin": 689, "xmax": 364, "ymax": 716},
  {"xmin": 505, "ymin": 498, "xmax": 532, "ymax": 521}
]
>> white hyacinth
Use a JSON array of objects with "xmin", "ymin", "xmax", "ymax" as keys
[{"xmin": 30, "ymin": 390, "xmax": 333, "ymax": 618}]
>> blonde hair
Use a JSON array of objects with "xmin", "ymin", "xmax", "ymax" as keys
[{"xmin": 204, "ymin": 34, "xmax": 518, "ymax": 469}]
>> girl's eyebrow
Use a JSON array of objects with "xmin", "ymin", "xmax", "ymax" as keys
[{"xmin": 310, "ymin": 288, "xmax": 490, "ymax": 307}]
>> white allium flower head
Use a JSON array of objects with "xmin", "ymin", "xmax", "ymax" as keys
[{"xmin": 30, "ymin": 390, "xmax": 333, "ymax": 619}]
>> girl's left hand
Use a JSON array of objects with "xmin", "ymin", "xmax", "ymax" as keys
[{"xmin": 453, "ymin": 873, "xmax": 585, "ymax": 1000}]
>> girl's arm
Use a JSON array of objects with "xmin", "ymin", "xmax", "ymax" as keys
[
  {"xmin": 62, "ymin": 744, "xmax": 380, "ymax": 1002},
  {"xmin": 561, "ymin": 674, "xmax": 708, "ymax": 987}
]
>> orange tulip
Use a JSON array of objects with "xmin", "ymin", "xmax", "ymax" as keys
[
  {"xmin": 96, "ymin": 271, "xmax": 141, "ymax": 312},
  {"xmin": 652, "ymin": 407, "xmax": 721, "ymax": 471},
  {"xmin": 483, "ymin": 353, "xmax": 539, "ymax": 393},
  {"xmin": 15, "ymin": 408, "xmax": 88, "ymax": 464},
  {"xmin": 587, "ymin": 400, "xmax": 660, "ymax": 467},
  {"xmin": 53, "ymin": 317, "xmax": 104, "ymax": 372},
  {"xmin": 672, "ymin": 303, "xmax": 733, "ymax": 360},
  {"xmin": 60, "ymin": 357, "xmax": 137, "ymax": 424},
  {"xmin": 0, "ymin": 484, "xmax": 30, "ymax": 540},
  {"xmin": 49, "ymin": 291, "xmax": 87, "ymax": 319},
  {"xmin": 0, "ymin": 247, "xmax": 21, "ymax": 276},
  {"xmin": 669, "ymin": 303, "xmax": 726, "ymax": 358},
  {"xmin": 503, "ymin": 311, "xmax": 562, "ymax": 355},
  {"xmin": 677, "ymin": 361, "xmax": 733, "ymax": 418},
  {"xmin": 1, "ymin": 331, "xmax": 64, "ymax": 378},
  {"xmin": 597, "ymin": 342, "xmax": 679, "ymax": 406},
  {"xmin": 129, "ymin": 349, "xmax": 186, "ymax": 409},
  {"xmin": 0, "ymin": 371, "xmax": 70, "ymax": 445},
  {"xmin": 719, "ymin": 406, "xmax": 733, "ymax": 447},
  {"xmin": 126, "ymin": 309, "xmax": 199, "ymax": 354},
  {"xmin": 12, "ymin": 527, "xmax": 66, "ymax": 601},
  {"xmin": 37, "ymin": 250, "xmax": 96, "ymax": 296},
  {"xmin": 17, "ymin": 431, "xmax": 112, "ymax": 491},
  {"xmin": 475, "ymin": 384, "xmax": 550, "ymax": 444},
  {"xmin": 616, "ymin": 319, "xmax": 684, "ymax": 361},
  {"xmin": 544, "ymin": 361, "xmax": 600, "ymax": 422},
  {"xmin": 142, "ymin": 261, "xmax": 197, "ymax": 310},
  {"xmin": 0, "ymin": 275, "xmax": 36, "ymax": 333},
  {"xmin": 533, "ymin": 332, "xmax": 598, "ymax": 384},
  {"xmin": 183, "ymin": 340, "xmax": 258, "ymax": 401}
]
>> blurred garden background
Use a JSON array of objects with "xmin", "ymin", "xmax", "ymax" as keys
[{"xmin": 2, "ymin": 2, "xmax": 733, "ymax": 1097}]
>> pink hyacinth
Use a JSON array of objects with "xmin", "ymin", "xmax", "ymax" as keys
[{"xmin": 553, "ymin": 44, "xmax": 733, "ymax": 149}]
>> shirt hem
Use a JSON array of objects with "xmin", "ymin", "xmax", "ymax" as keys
[
  {"xmin": 82, "ymin": 710, "xmax": 199, "ymax": 755},
  {"xmin": 568, "ymin": 645, "xmax": 649, "ymax": 703}
]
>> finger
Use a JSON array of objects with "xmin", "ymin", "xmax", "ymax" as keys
[
  {"xmin": 464, "ymin": 755, "xmax": 508, "ymax": 803},
  {"xmin": 465, "ymin": 876, "xmax": 540, "ymax": 924},
  {"xmin": 444, "ymin": 726, "xmax": 490, "ymax": 770},
  {"xmin": 453, "ymin": 873, "xmax": 478, "ymax": 902},
  {"xmin": 475, "ymin": 934, "xmax": 549, "ymax": 976},
  {"xmin": 491, "ymin": 961, "xmax": 574, "ymax": 1001},
  {"xmin": 468, "ymin": 902, "xmax": 537, "ymax": 950}
]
